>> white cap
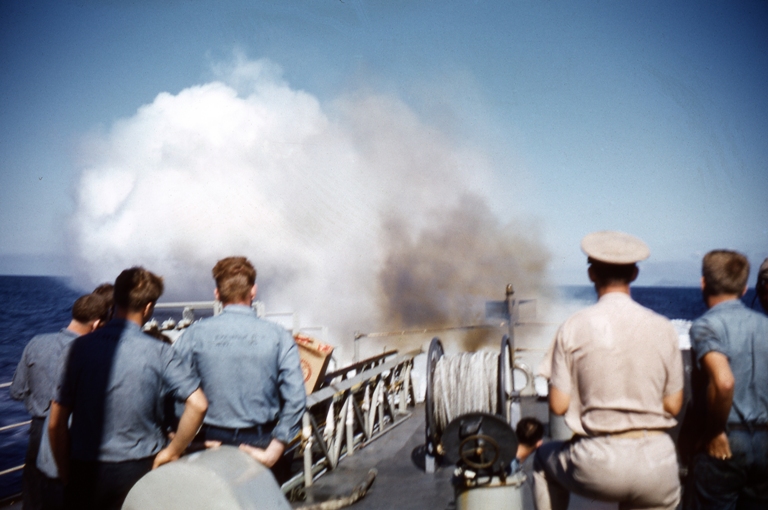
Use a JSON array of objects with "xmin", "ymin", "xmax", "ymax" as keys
[{"xmin": 581, "ymin": 231, "xmax": 650, "ymax": 265}]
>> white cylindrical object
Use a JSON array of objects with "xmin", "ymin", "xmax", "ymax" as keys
[
  {"xmin": 345, "ymin": 396, "xmax": 355, "ymax": 457},
  {"xmin": 455, "ymin": 476, "xmax": 525, "ymax": 510},
  {"xmin": 122, "ymin": 446, "xmax": 292, "ymax": 510}
]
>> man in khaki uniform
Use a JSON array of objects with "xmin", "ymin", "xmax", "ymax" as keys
[{"xmin": 533, "ymin": 231, "xmax": 684, "ymax": 510}]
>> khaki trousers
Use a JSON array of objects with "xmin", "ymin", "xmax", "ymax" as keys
[{"xmin": 533, "ymin": 432, "xmax": 680, "ymax": 510}]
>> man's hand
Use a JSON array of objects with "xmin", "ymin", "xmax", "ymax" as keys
[
  {"xmin": 153, "ymin": 446, "xmax": 181, "ymax": 469},
  {"xmin": 152, "ymin": 388, "xmax": 208, "ymax": 469},
  {"xmin": 701, "ymin": 351, "xmax": 735, "ymax": 452},
  {"xmin": 239, "ymin": 438, "xmax": 285, "ymax": 467},
  {"xmin": 705, "ymin": 432, "xmax": 732, "ymax": 461}
]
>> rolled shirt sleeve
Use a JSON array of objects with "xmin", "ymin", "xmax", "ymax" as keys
[
  {"xmin": 549, "ymin": 325, "xmax": 572, "ymax": 396},
  {"xmin": 662, "ymin": 324, "xmax": 685, "ymax": 397},
  {"xmin": 273, "ymin": 330, "xmax": 307, "ymax": 444},
  {"xmin": 163, "ymin": 347, "xmax": 201, "ymax": 403},
  {"xmin": 9, "ymin": 347, "xmax": 30, "ymax": 402},
  {"xmin": 690, "ymin": 319, "xmax": 727, "ymax": 366}
]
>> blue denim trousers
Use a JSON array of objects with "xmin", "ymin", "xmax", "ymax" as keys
[{"xmin": 685, "ymin": 429, "xmax": 768, "ymax": 510}]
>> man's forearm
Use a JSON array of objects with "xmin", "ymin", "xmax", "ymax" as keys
[
  {"xmin": 171, "ymin": 389, "xmax": 207, "ymax": 452},
  {"xmin": 153, "ymin": 388, "xmax": 207, "ymax": 468},
  {"xmin": 48, "ymin": 401, "xmax": 71, "ymax": 482},
  {"xmin": 239, "ymin": 437, "xmax": 285, "ymax": 467},
  {"xmin": 701, "ymin": 352, "xmax": 735, "ymax": 439},
  {"xmin": 705, "ymin": 378, "xmax": 733, "ymax": 438}
]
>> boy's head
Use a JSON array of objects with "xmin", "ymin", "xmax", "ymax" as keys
[
  {"xmin": 91, "ymin": 283, "xmax": 115, "ymax": 323},
  {"xmin": 71, "ymin": 293, "xmax": 113, "ymax": 327},
  {"xmin": 212, "ymin": 256, "xmax": 257, "ymax": 304},
  {"xmin": 516, "ymin": 417, "xmax": 544, "ymax": 448},
  {"xmin": 701, "ymin": 250, "xmax": 749, "ymax": 297},
  {"xmin": 113, "ymin": 267, "xmax": 164, "ymax": 313}
]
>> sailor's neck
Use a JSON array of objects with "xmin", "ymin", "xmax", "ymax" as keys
[
  {"xmin": 595, "ymin": 284, "xmax": 631, "ymax": 299},
  {"xmin": 705, "ymin": 293, "xmax": 741, "ymax": 309}
]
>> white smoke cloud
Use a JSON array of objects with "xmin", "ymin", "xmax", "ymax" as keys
[{"xmin": 69, "ymin": 55, "xmax": 543, "ymax": 356}]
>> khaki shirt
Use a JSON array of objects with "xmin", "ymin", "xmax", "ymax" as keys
[{"xmin": 551, "ymin": 292, "xmax": 683, "ymax": 435}]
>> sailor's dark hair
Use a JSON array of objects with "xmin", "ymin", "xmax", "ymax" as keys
[
  {"xmin": 92, "ymin": 283, "xmax": 114, "ymax": 323},
  {"xmin": 113, "ymin": 267, "xmax": 164, "ymax": 312},
  {"xmin": 516, "ymin": 417, "xmax": 544, "ymax": 447},
  {"xmin": 71, "ymin": 293, "xmax": 112, "ymax": 324},
  {"xmin": 587, "ymin": 258, "xmax": 638, "ymax": 286}
]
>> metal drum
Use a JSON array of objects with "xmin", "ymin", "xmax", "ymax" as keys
[
  {"xmin": 455, "ymin": 474, "xmax": 526, "ymax": 510},
  {"xmin": 443, "ymin": 413, "xmax": 525, "ymax": 510},
  {"xmin": 122, "ymin": 446, "xmax": 292, "ymax": 510}
]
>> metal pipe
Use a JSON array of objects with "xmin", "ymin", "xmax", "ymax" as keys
[
  {"xmin": 0, "ymin": 464, "xmax": 24, "ymax": 477},
  {"xmin": 345, "ymin": 395, "xmax": 355, "ymax": 457},
  {"xmin": 0, "ymin": 420, "xmax": 30, "ymax": 433},
  {"xmin": 302, "ymin": 413, "xmax": 313, "ymax": 488}
]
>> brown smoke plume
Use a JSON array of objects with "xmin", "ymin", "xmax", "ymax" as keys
[{"xmin": 378, "ymin": 194, "xmax": 549, "ymax": 350}]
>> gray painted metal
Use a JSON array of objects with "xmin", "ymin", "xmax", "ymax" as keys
[{"xmin": 122, "ymin": 446, "xmax": 291, "ymax": 510}]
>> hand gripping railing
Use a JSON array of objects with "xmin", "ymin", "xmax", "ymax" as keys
[{"xmin": 280, "ymin": 349, "xmax": 418, "ymax": 497}]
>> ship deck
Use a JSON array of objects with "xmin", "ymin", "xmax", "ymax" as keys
[
  {"xmin": 0, "ymin": 401, "xmax": 618, "ymax": 510},
  {"xmin": 299, "ymin": 401, "xmax": 617, "ymax": 510}
]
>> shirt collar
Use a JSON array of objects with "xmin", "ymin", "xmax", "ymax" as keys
[
  {"xmin": 106, "ymin": 318, "xmax": 143, "ymax": 333},
  {"xmin": 709, "ymin": 298, "xmax": 745, "ymax": 312},
  {"xmin": 60, "ymin": 327, "xmax": 79, "ymax": 339},
  {"xmin": 222, "ymin": 304, "xmax": 256, "ymax": 315},
  {"xmin": 598, "ymin": 291, "xmax": 632, "ymax": 302}
]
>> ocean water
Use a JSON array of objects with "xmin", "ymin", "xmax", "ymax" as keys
[
  {"xmin": 0, "ymin": 276, "xmax": 762, "ymax": 499},
  {"xmin": 0, "ymin": 276, "xmax": 82, "ymax": 500}
]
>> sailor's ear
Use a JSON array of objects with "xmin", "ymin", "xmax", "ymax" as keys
[
  {"xmin": 629, "ymin": 265, "xmax": 639, "ymax": 283},
  {"xmin": 251, "ymin": 284, "xmax": 257, "ymax": 301},
  {"xmin": 214, "ymin": 288, "xmax": 220, "ymax": 302},
  {"xmin": 700, "ymin": 276, "xmax": 706, "ymax": 292},
  {"xmin": 90, "ymin": 319, "xmax": 102, "ymax": 332},
  {"xmin": 741, "ymin": 285, "xmax": 748, "ymax": 297},
  {"xmin": 142, "ymin": 301, "xmax": 155, "ymax": 322}
]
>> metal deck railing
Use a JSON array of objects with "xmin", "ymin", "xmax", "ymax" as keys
[{"xmin": 1, "ymin": 294, "xmax": 542, "ymax": 502}]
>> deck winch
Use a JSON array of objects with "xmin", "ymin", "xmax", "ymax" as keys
[
  {"xmin": 443, "ymin": 412, "xmax": 525, "ymax": 509},
  {"xmin": 424, "ymin": 336, "xmax": 526, "ymax": 510}
]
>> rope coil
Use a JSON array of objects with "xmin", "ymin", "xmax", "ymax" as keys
[{"xmin": 431, "ymin": 351, "xmax": 499, "ymax": 434}]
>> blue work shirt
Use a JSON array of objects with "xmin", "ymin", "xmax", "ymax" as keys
[
  {"xmin": 174, "ymin": 304, "xmax": 306, "ymax": 444},
  {"xmin": 690, "ymin": 299, "xmax": 768, "ymax": 425},
  {"xmin": 10, "ymin": 328, "xmax": 79, "ymax": 418},
  {"xmin": 55, "ymin": 319, "xmax": 200, "ymax": 462}
]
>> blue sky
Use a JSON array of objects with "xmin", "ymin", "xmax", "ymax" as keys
[{"xmin": 1, "ymin": 0, "xmax": 767, "ymax": 293}]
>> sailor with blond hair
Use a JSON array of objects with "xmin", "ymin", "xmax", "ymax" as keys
[
  {"xmin": 173, "ymin": 256, "xmax": 306, "ymax": 474},
  {"xmin": 685, "ymin": 250, "xmax": 768, "ymax": 508}
]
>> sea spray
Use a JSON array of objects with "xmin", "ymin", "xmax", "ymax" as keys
[{"xmin": 68, "ymin": 56, "xmax": 549, "ymax": 360}]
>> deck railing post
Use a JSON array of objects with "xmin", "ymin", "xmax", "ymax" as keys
[
  {"xmin": 302, "ymin": 412, "xmax": 313, "ymax": 488},
  {"xmin": 345, "ymin": 395, "xmax": 355, "ymax": 457}
]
